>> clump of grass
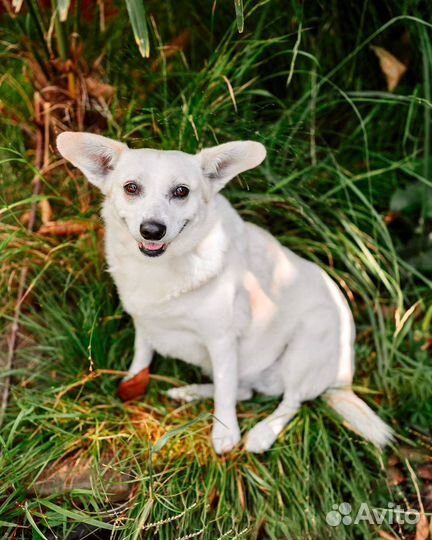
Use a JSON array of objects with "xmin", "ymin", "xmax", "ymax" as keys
[{"xmin": 1, "ymin": 1, "xmax": 432, "ymax": 539}]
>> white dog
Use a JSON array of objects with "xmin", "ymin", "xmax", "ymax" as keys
[{"xmin": 57, "ymin": 132, "xmax": 393, "ymax": 454}]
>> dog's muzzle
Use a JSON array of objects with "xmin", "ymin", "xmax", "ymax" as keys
[
  {"xmin": 137, "ymin": 219, "xmax": 189, "ymax": 257},
  {"xmin": 138, "ymin": 241, "xmax": 167, "ymax": 257}
]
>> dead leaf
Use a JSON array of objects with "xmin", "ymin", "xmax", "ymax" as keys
[
  {"xmin": 39, "ymin": 199, "xmax": 53, "ymax": 224},
  {"xmin": 208, "ymin": 488, "xmax": 219, "ymax": 510},
  {"xmin": 151, "ymin": 30, "xmax": 190, "ymax": 72},
  {"xmin": 383, "ymin": 211, "xmax": 400, "ymax": 225},
  {"xmin": 421, "ymin": 338, "xmax": 432, "ymax": 351},
  {"xmin": 85, "ymin": 77, "xmax": 116, "ymax": 101},
  {"xmin": 418, "ymin": 465, "xmax": 432, "ymax": 481},
  {"xmin": 415, "ymin": 514, "xmax": 430, "ymax": 540},
  {"xmin": 387, "ymin": 466, "xmax": 406, "ymax": 486},
  {"xmin": 388, "ymin": 454, "xmax": 400, "ymax": 467},
  {"xmin": 30, "ymin": 450, "xmax": 132, "ymax": 502},
  {"xmin": 371, "ymin": 46, "xmax": 407, "ymax": 92},
  {"xmin": 237, "ymin": 472, "xmax": 246, "ymax": 510},
  {"xmin": 37, "ymin": 220, "xmax": 102, "ymax": 236},
  {"xmin": 20, "ymin": 211, "xmax": 32, "ymax": 226}
]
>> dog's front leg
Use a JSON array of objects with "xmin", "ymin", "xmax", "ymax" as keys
[
  {"xmin": 208, "ymin": 337, "xmax": 241, "ymax": 455},
  {"xmin": 127, "ymin": 321, "xmax": 153, "ymax": 378},
  {"xmin": 118, "ymin": 319, "xmax": 153, "ymax": 402}
]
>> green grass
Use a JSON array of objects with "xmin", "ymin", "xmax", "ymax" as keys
[{"xmin": 1, "ymin": 1, "xmax": 432, "ymax": 538}]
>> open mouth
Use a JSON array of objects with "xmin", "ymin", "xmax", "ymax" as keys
[{"xmin": 138, "ymin": 241, "xmax": 167, "ymax": 257}]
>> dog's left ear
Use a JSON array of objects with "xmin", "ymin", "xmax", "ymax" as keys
[
  {"xmin": 56, "ymin": 132, "xmax": 128, "ymax": 190},
  {"xmin": 198, "ymin": 141, "xmax": 266, "ymax": 192}
]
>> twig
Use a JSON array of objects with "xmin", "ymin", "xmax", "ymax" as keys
[
  {"xmin": 54, "ymin": 369, "xmax": 128, "ymax": 405},
  {"xmin": 0, "ymin": 93, "xmax": 46, "ymax": 428},
  {"xmin": 53, "ymin": 369, "xmax": 178, "ymax": 405}
]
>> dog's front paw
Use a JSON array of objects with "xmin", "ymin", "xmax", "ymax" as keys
[
  {"xmin": 211, "ymin": 420, "xmax": 241, "ymax": 455},
  {"xmin": 245, "ymin": 421, "xmax": 277, "ymax": 453}
]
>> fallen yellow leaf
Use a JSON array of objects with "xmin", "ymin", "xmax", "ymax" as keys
[{"xmin": 371, "ymin": 46, "xmax": 407, "ymax": 92}]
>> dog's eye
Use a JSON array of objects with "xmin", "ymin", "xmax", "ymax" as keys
[
  {"xmin": 172, "ymin": 185, "xmax": 189, "ymax": 199},
  {"xmin": 124, "ymin": 182, "xmax": 139, "ymax": 195}
]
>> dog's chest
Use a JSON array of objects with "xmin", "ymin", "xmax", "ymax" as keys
[
  {"xmin": 137, "ymin": 297, "xmax": 212, "ymax": 368},
  {"xmin": 145, "ymin": 313, "xmax": 208, "ymax": 365},
  {"xmin": 110, "ymin": 260, "xmax": 213, "ymax": 365}
]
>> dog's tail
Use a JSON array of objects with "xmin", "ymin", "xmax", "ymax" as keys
[{"xmin": 323, "ymin": 388, "xmax": 393, "ymax": 448}]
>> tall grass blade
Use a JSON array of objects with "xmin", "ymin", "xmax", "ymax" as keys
[
  {"xmin": 152, "ymin": 415, "xmax": 209, "ymax": 453},
  {"xmin": 25, "ymin": 0, "xmax": 50, "ymax": 59},
  {"xmin": 39, "ymin": 500, "xmax": 116, "ymax": 530},
  {"xmin": 57, "ymin": 0, "xmax": 71, "ymax": 22},
  {"xmin": 24, "ymin": 503, "xmax": 49, "ymax": 540},
  {"xmin": 125, "ymin": 0, "xmax": 150, "ymax": 58},
  {"xmin": 234, "ymin": 0, "xmax": 244, "ymax": 33}
]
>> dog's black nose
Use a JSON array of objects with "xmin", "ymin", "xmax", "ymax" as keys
[{"xmin": 140, "ymin": 220, "xmax": 167, "ymax": 240}]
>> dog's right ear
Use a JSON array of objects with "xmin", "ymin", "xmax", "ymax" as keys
[{"xmin": 56, "ymin": 132, "xmax": 128, "ymax": 190}]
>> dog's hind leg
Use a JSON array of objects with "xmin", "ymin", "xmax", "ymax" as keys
[
  {"xmin": 246, "ymin": 306, "xmax": 346, "ymax": 453},
  {"xmin": 245, "ymin": 396, "xmax": 300, "ymax": 453},
  {"xmin": 167, "ymin": 384, "xmax": 252, "ymax": 403}
]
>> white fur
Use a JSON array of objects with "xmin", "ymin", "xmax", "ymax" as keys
[{"xmin": 57, "ymin": 132, "xmax": 393, "ymax": 454}]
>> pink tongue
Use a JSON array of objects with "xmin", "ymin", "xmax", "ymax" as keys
[{"xmin": 143, "ymin": 242, "xmax": 164, "ymax": 251}]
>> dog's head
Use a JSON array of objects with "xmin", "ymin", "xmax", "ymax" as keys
[{"xmin": 57, "ymin": 132, "xmax": 266, "ymax": 257}]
